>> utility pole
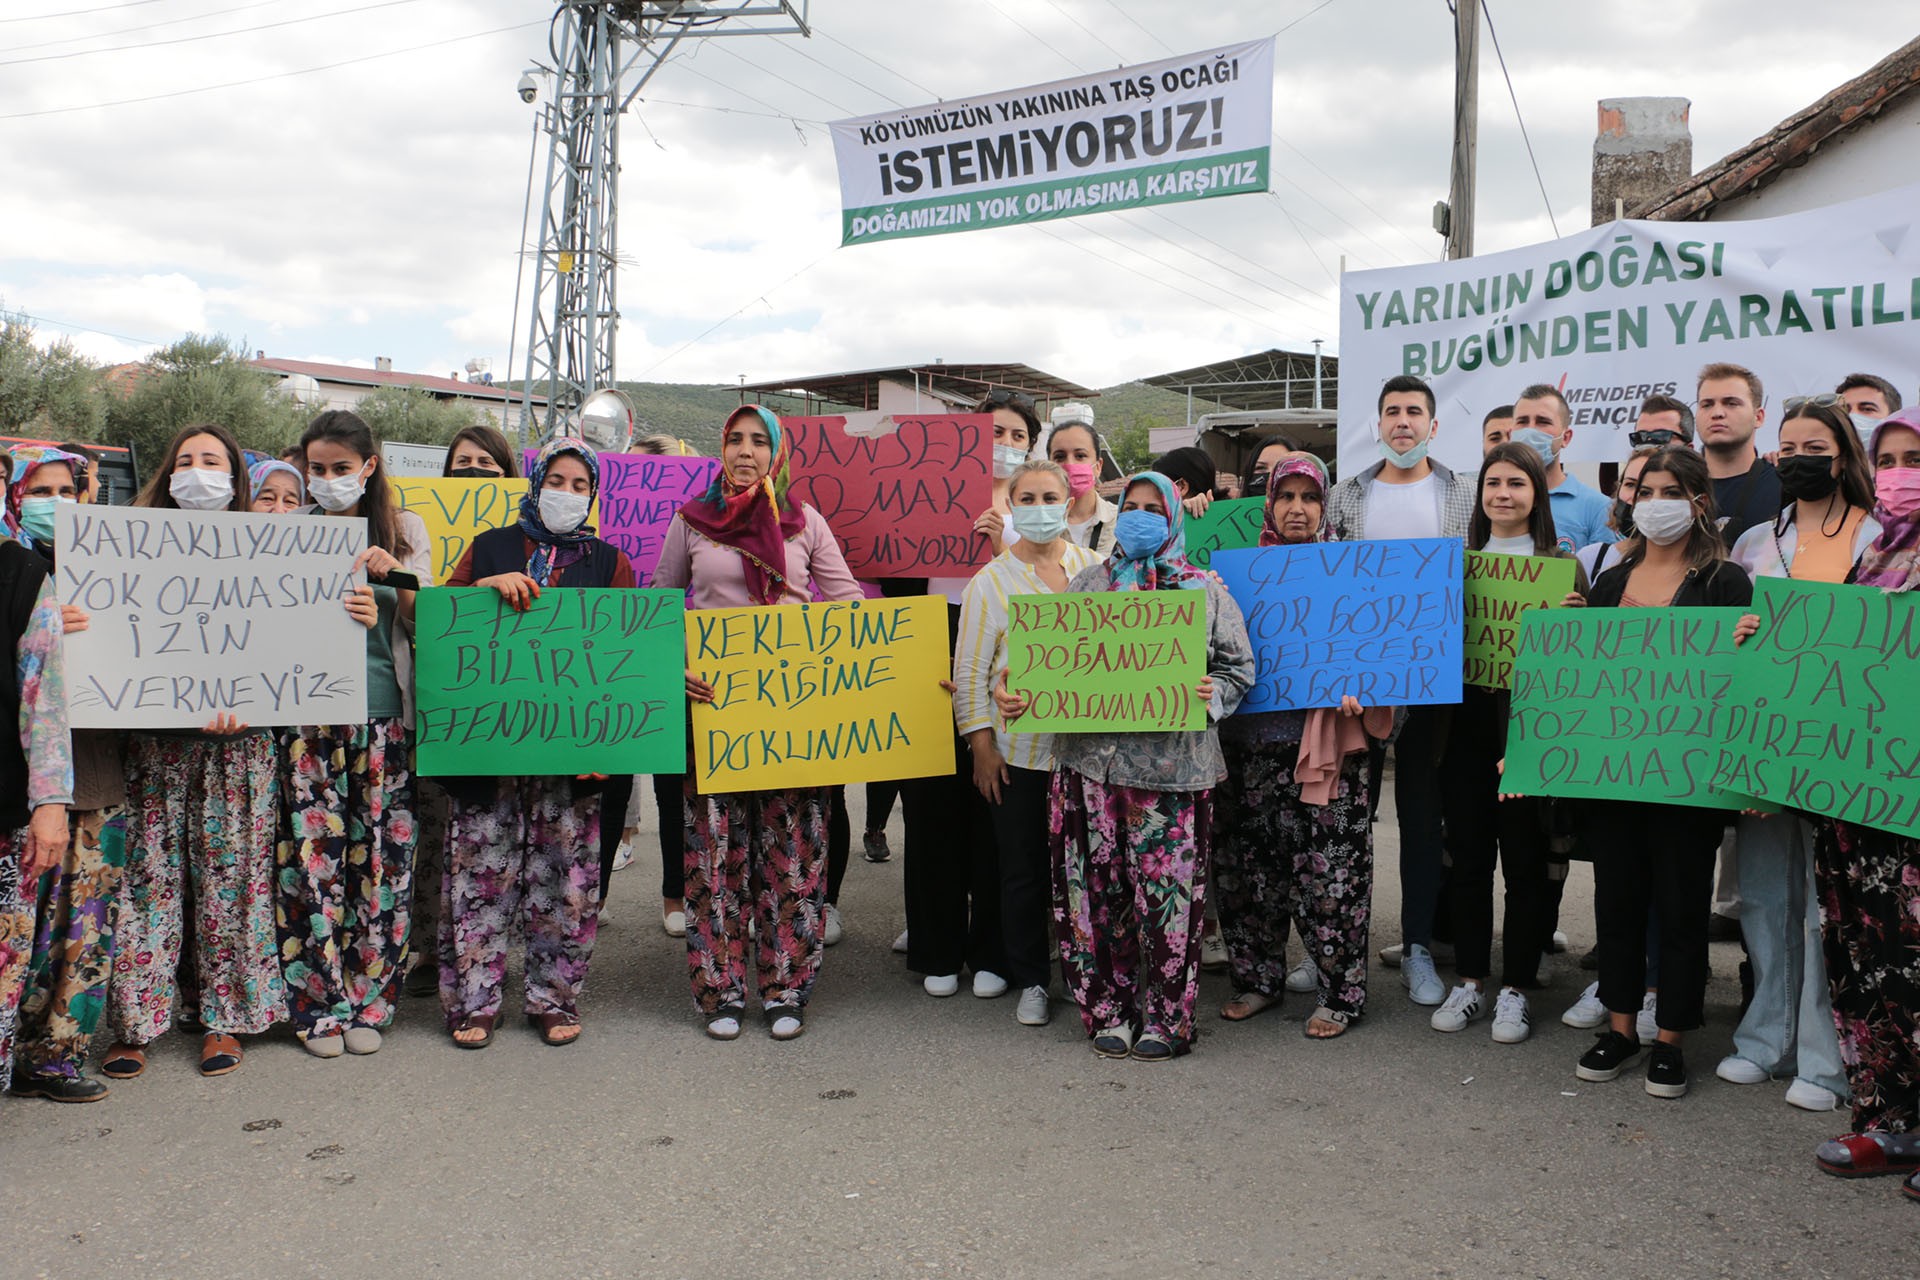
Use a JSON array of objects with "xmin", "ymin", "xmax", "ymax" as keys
[{"xmin": 1445, "ymin": 0, "xmax": 1478, "ymax": 260}]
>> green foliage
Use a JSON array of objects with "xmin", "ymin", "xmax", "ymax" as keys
[
  {"xmin": 103, "ymin": 333, "xmax": 310, "ymax": 472},
  {"xmin": 1105, "ymin": 418, "xmax": 1154, "ymax": 473},
  {"xmin": 351, "ymin": 385, "xmax": 487, "ymax": 448},
  {"xmin": 0, "ymin": 317, "xmax": 107, "ymax": 439},
  {"xmin": 1089, "ymin": 380, "xmax": 1227, "ymax": 471}
]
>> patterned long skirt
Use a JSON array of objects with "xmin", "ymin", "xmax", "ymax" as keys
[
  {"xmin": 439, "ymin": 777, "xmax": 601, "ymax": 1025},
  {"xmin": 1213, "ymin": 742, "xmax": 1373, "ymax": 1015},
  {"xmin": 682, "ymin": 782, "xmax": 830, "ymax": 1015},
  {"xmin": 109, "ymin": 733, "xmax": 284, "ymax": 1045},
  {"xmin": 276, "ymin": 719, "xmax": 416, "ymax": 1039},
  {"xmin": 15, "ymin": 809, "xmax": 126, "ymax": 1080},
  {"xmin": 1812, "ymin": 819, "xmax": 1920, "ymax": 1134},
  {"xmin": 1049, "ymin": 769, "xmax": 1211, "ymax": 1050},
  {"xmin": 0, "ymin": 835, "xmax": 29, "ymax": 1096}
]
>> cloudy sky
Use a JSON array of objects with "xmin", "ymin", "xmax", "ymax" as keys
[{"xmin": 2, "ymin": 0, "xmax": 1914, "ymax": 392}]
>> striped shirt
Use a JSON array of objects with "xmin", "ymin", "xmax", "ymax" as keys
[{"xmin": 952, "ymin": 543, "xmax": 1103, "ymax": 772}]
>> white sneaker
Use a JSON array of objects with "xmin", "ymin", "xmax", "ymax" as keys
[
  {"xmin": 823, "ymin": 904, "xmax": 844, "ymax": 947},
  {"xmin": 972, "ymin": 970, "xmax": 1008, "ymax": 998},
  {"xmin": 1636, "ymin": 992, "xmax": 1659, "ymax": 1043},
  {"xmin": 1284, "ymin": 959, "xmax": 1318, "ymax": 994},
  {"xmin": 1715, "ymin": 1054, "xmax": 1769, "ymax": 1085},
  {"xmin": 891, "ymin": 929, "xmax": 909, "ymax": 955},
  {"xmin": 1490, "ymin": 987, "xmax": 1531, "ymax": 1044},
  {"xmin": 1785, "ymin": 1079, "xmax": 1841, "ymax": 1112},
  {"xmin": 1380, "ymin": 942, "xmax": 1405, "ymax": 968},
  {"xmin": 923, "ymin": 973, "xmax": 959, "ymax": 997},
  {"xmin": 1561, "ymin": 981, "xmax": 1608, "ymax": 1029},
  {"xmin": 1548, "ymin": 930, "xmax": 1570, "ymax": 954},
  {"xmin": 1402, "ymin": 944, "xmax": 1445, "ymax": 1006},
  {"xmin": 1016, "ymin": 985, "xmax": 1050, "ymax": 1026},
  {"xmin": 1430, "ymin": 983, "xmax": 1483, "ymax": 1032},
  {"xmin": 662, "ymin": 909, "xmax": 686, "ymax": 938},
  {"xmin": 610, "ymin": 838, "xmax": 634, "ymax": 872},
  {"xmin": 1199, "ymin": 932, "xmax": 1228, "ymax": 971}
]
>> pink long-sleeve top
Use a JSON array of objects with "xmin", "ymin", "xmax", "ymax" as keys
[{"xmin": 652, "ymin": 504, "xmax": 864, "ymax": 609}]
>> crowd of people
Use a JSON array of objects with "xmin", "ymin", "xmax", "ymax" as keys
[{"xmin": 0, "ymin": 368, "xmax": 1914, "ymax": 1205}]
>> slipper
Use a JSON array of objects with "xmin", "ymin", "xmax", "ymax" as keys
[
  {"xmin": 199, "ymin": 1033, "xmax": 243, "ymax": 1077},
  {"xmin": 451, "ymin": 1015, "xmax": 495, "ymax": 1050},
  {"xmin": 1305, "ymin": 1006, "xmax": 1353, "ymax": 1039},
  {"xmin": 1815, "ymin": 1132, "xmax": 1920, "ymax": 1179},
  {"xmin": 1219, "ymin": 991, "xmax": 1281, "ymax": 1022},
  {"xmin": 529, "ymin": 1011, "xmax": 581, "ymax": 1047},
  {"xmin": 1905, "ymin": 1169, "xmax": 1920, "ymax": 1204},
  {"xmin": 101, "ymin": 1044, "xmax": 146, "ymax": 1080}
]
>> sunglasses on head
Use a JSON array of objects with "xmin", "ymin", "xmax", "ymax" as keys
[
  {"xmin": 1628, "ymin": 429, "xmax": 1685, "ymax": 447},
  {"xmin": 980, "ymin": 387, "xmax": 1036, "ymax": 411},
  {"xmin": 1782, "ymin": 393, "xmax": 1845, "ymax": 415}
]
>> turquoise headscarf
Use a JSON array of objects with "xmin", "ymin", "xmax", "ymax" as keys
[{"xmin": 1107, "ymin": 471, "xmax": 1204, "ymax": 592}]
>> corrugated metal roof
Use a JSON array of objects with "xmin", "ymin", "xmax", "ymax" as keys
[{"xmin": 251, "ymin": 357, "xmax": 546, "ymax": 404}]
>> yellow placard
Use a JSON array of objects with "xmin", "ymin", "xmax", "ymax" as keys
[
  {"xmin": 687, "ymin": 595, "xmax": 956, "ymax": 793},
  {"xmin": 393, "ymin": 477, "xmax": 534, "ymax": 584}
]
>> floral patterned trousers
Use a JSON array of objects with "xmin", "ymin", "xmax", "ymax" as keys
[
  {"xmin": 1213, "ymin": 744, "xmax": 1374, "ymax": 1015},
  {"xmin": 1813, "ymin": 819, "xmax": 1920, "ymax": 1134},
  {"xmin": 276, "ymin": 720, "xmax": 416, "ymax": 1039},
  {"xmin": 110, "ymin": 733, "xmax": 285, "ymax": 1046},
  {"xmin": 682, "ymin": 782, "xmax": 829, "ymax": 1015},
  {"xmin": 1049, "ymin": 769, "xmax": 1211, "ymax": 1049},
  {"xmin": 15, "ymin": 810, "xmax": 126, "ymax": 1080},
  {"xmin": 0, "ymin": 836, "xmax": 29, "ymax": 1096},
  {"xmin": 439, "ymin": 777, "xmax": 601, "ymax": 1026}
]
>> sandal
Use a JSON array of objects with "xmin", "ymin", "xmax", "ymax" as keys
[
  {"xmin": 451, "ymin": 1015, "xmax": 496, "ymax": 1050},
  {"xmin": 1905, "ymin": 1169, "xmax": 1920, "ymax": 1203},
  {"xmin": 199, "ymin": 1033, "xmax": 243, "ymax": 1077},
  {"xmin": 101, "ymin": 1044, "xmax": 146, "ymax": 1080},
  {"xmin": 1220, "ymin": 990, "xmax": 1281, "ymax": 1022},
  {"xmin": 706, "ymin": 1006, "xmax": 745, "ymax": 1041},
  {"xmin": 1815, "ymin": 1132, "xmax": 1920, "ymax": 1179},
  {"xmin": 1305, "ymin": 1006, "xmax": 1353, "ymax": 1039},
  {"xmin": 1092, "ymin": 1024, "xmax": 1134, "ymax": 1059},
  {"xmin": 1130, "ymin": 1033, "xmax": 1187, "ymax": 1062},
  {"xmin": 529, "ymin": 1011, "xmax": 582, "ymax": 1046}
]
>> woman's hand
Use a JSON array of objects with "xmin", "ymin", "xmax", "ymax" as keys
[
  {"xmin": 1560, "ymin": 591, "xmax": 1587, "ymax": 608},
  {"xmin": 477, "ymin": 572, "xmax": 540, "ymax": 612},
  {"xmin": 1337, "ymin": 695, "xmax": 1363, "ymax": 718},
  {"xmin": 22, "ymin": 803, "xmax": 68, "ymax": 880},
  {"xmin": 59, "ymin": 604, "xmax": 89, "ymax": 635},
  {"xmin": 1183, "ymin": 492, "xmax": 1213, "ymax": 518},
  {"xmin": 576, "ymin": 772, "xmax": 609, "ymax": 782},
  {"xmin": 1195, "ymin": 675, "xmax": 1216, "ymax": 705},
  {"xmin": 992, "ymin": 670, "xmax": 1030, "ymax": 723},
  {"xmin": 344, "ymin": 584, "xmax": 377, "ymax": 629},
  {"xmin": 354, "ymin": 546, "xmax": 401, "ymax": 582},
  {"xmin": 1733, "ymin": 612, "xmax": 1760, "ymax": 646},
  {"xmin": 685, "ymin": 669, "xmax": 715, "ymax": 705},
  {"xmin": 202, "ymin": 712, "xmax": 250, "ymax": 736},
  {"xmin": 967, "ymin": 729, "xmax": 1010, "ymax": 804}
]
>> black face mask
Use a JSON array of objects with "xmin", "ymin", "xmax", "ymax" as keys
[
  {"xmin": 447, "ymin": 466, "xmax": 500, "ymax": 479},
  {"xmin": 1776, "ymin": 453, "xmax": 1841, "ymax": 502},
  {"xmin": 1246, "ymin": 473, "xmax": 1270, "ymax": 497},
  {"xmin": 1611, "ymin": 497, "xmax": 1636, "ymax": 537}
]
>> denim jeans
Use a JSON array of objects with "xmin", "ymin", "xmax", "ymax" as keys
[{"xmin": 1729, "ymin": 813, "xmax": 1847, "ymax": 1095}]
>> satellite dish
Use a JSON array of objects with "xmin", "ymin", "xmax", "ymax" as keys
[{"xmin": 575, "ymin": 387, "xmax": 635, "ymax": 453}]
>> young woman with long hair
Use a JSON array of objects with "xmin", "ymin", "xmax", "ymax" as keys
[{"xmin": 441, "ymin": 425, "xmax": 520, "ymax": 478}]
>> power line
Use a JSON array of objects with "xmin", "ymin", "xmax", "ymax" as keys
[
  {"xmin": 813, "ymin": 29, "xmax": 937, "ymax": 100},
  {"xmin": 1480, "ymin": 0, "xmax": 1560, "ymax": 236},
  {"xmin": 0, "ymin": 0, "xmax": 166, "ymax": 23},
  {"xmin": 5, "ymin": 308, "xmax": 162, "ymax": 348},
  {"xmin": 1037, "ymin": 0, "xmax": 1128, "ymax": 62},
  {"xmin": 0, "ymin": 0, "xmax": 426, "ymax": 68},
  {"xmin": 10, "ymin": 0, "xmax": 285, "ymax": 54},
  {"xmin": 706, "ymin": 40, "xmax": 863, "ymax": 117},
  {"xmin": 981, "ymin": 0, "xmax": 1091, "ymax": 73},
  {"xmin": 0, "ymin": 19, "xmax": 547, "ymax": 120},
  {"xmin": 634, "ymin": 249, "xmax": 838, "ymax": 380}
]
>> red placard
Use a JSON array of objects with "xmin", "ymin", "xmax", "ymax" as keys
[{"xmin": 784, "ymin": 414, "xmax": 993, "ymax": 578}]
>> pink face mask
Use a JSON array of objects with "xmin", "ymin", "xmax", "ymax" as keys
[
  {"xmin": 1875, "ymin": 467, "xmax": 1920, "ymax": 519},
  {"xmin": 1062, "ymin": 462, "xmax": 1097, "ymax": 498}
]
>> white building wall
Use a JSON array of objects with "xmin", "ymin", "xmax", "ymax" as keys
[{"xmin": 1699, "ymin": 95, "xmax": 1920, "ymax": 221}]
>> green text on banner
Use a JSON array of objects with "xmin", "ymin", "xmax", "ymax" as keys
[
  {"xmin": 1464, "ymin": 551, "xmax": 1576, "ymax": 688},
  {"xmin": 413, "ymin": 587, "xmax": 687, "ymax": 777},
  {"xmin": 1182, "ymin": 497, "xmax": 1266, "ymax": 569},
  {"xmin": 1004, "ymin": 590, "xmax": 1207, "ymax": 732}
]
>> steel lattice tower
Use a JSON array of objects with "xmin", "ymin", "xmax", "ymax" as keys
[{"xmin": 517, "ymin": 2, "xmax": 809, "ymax": 440}]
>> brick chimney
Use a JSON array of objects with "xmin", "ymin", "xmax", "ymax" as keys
[{"xmin": 1592, "ymin": 97, "xmax": 1691, "ymax": 226}]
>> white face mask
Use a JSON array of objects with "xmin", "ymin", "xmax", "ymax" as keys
[
  {"xmin": 169, "ymin": 468, "xmax": 234, "ymax": 511},
  {"xmin": 538, "ymin": 488, "xmax": 590, "ymax": 534},
  {"xmin": 308, "ymin": 471, "xmax": 368, "ymax": 513},
  {"xmin": 1634, "ymin": 498, "xmax": 1696, "ymax": 546},
  {"xmin": 992, "ymin": 444, "xmax": 1029, "ymax": 479}
]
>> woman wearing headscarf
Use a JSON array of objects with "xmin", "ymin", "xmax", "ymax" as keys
[
  {"xmin": 1000, "ymin": 471, "xmax": 1254, "ymax": 1061},
  {"xmin": 654, "ymin": 405, "xmax": 862, "ymax": 1042},
  {"xmin": 2, "ymin": 448, "xmax": 119, "ymax": 1103},
  {"xmin": 439, "ymin": 437, "xmax": 637, "ymax": 1049},
  {"xmin": 247, "ymin": 459, "xmax": 306, "ymax": 513},
  {"xmin": 1212, "ymin": 455, "xmax": 1391, "ymax": 1039},
  {"xmin": 1797, "ymin": 412, "xmax": 1920, "ymax": 1197}
]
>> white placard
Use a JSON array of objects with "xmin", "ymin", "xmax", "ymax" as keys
[
  {"xmin": 1337, "ymin": 181, "xmax": 1920, "ymax": 478},
  {"xmin": 56, "ymin": 506, "xmax": 369, "ymax": 729},
  {"xmin": 380, "ymin": 441, "xmax": 446, "ymax": 478}
]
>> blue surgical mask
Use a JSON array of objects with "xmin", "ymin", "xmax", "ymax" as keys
[
  {"xmin": 1853, "ymin": 413, "xmax": 1884, "ymax": 447},
  {"xmin": 1114, "ymin": 509, "xmax": 1169, "ymax": 558},
  {"xmin": 1008, "ymin": 502, "xmax": 1068, "ymax": 544},
  {"xmin": 992, "ymin": 444, "xmax": 1029, "ymax": 479},
  {"xmin": 1379, "ymin": 436, "xmax": 1431, "ymax": 470},
  {"xmin": 1510, "ymin": 426, "xmax": 1560, "ymax": 468},
  {"xmin": 19, "ymin": 496, "xmax": 69, "ymax": 545}
]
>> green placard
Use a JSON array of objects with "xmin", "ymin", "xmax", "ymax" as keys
[
  {"xmin": 1183, "ymin": 497, "xmax": 1266, "ymax": 570},
  {"xmin": 1005, "ymin": 590, "xmax": 1207, "ymax": 732},
  {"xmin": 413, "ymin": 587, "xmax": 687, "ymax": 777},
  {"xmin": 1463, "ymin": 552, "xmax": 1576, "ymax": 688},
  {"xmin": 1501, "ymin": 607, "xmax": 1747, "ymax": 809},
  {"xmin": 1711, "ymin": 577, "xmax": 1920, "ymax": 835}
]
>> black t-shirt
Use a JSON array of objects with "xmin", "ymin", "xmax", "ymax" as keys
[{"xmin": 1711, "ymin": 457, "xmax": 1781, "ymax": 547}]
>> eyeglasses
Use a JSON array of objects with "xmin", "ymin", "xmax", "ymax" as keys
[
  {"xmin": 1782, "ymin": 393, "xmax": 1845, "ymax": 415},
  {"xmin": 1628, "ymin": 429, "xmax": 1684, "ymax": 447},
  {"xmin": 979, "ymin": 388, "xmax": 1036, "ymax": 411}
]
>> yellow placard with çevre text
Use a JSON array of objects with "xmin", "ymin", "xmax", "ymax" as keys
[
  {"xmin": 392, "ymin": 477, "xmax": 528, "ymax": 584},
  {"xmin": 687, "ymin": 595, "xmax": 956, "ymax": 793}
]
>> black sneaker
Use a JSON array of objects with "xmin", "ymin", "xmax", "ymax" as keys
[
  {"xmin": 1645, "ymin": 1042, "xmax": 1689, "ymax": 1099},
  {"xmin": 1575, "ymin": 1030, "xmax": 1644, "ymax": 1082},
  {"xmin": 11, "ymin": 1072, "xmax": 109, "ymax": 1103}
]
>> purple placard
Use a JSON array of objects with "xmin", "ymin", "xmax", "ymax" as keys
[{"xmin": 524, "ymin": 449, "xmax": 719, "ymax": 587}]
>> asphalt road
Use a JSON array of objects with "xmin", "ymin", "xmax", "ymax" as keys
[{"xmin": 1, "ymin": 787, "xmax": 1910, "ymax": 1279}]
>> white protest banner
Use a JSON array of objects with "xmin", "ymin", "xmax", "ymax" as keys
[
  {"xmin": 829, "ymin": 38, "xmax": 1273, "ymax": 246},
  {"xmin": 56, "ymin": 506, "xmax": 369, "ymax": 729},
  {"xmin": 1337, "ymin": 181, "xmax": 1920, "ymax": 478},
  {"xmin": 381, "ymin": 441, "xmax": 446, "ymax": 478}
]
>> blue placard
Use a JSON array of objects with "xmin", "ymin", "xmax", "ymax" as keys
[{"xmin": 1211, "ymin": 538, "xmax": 1465, "ymax": 712}]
